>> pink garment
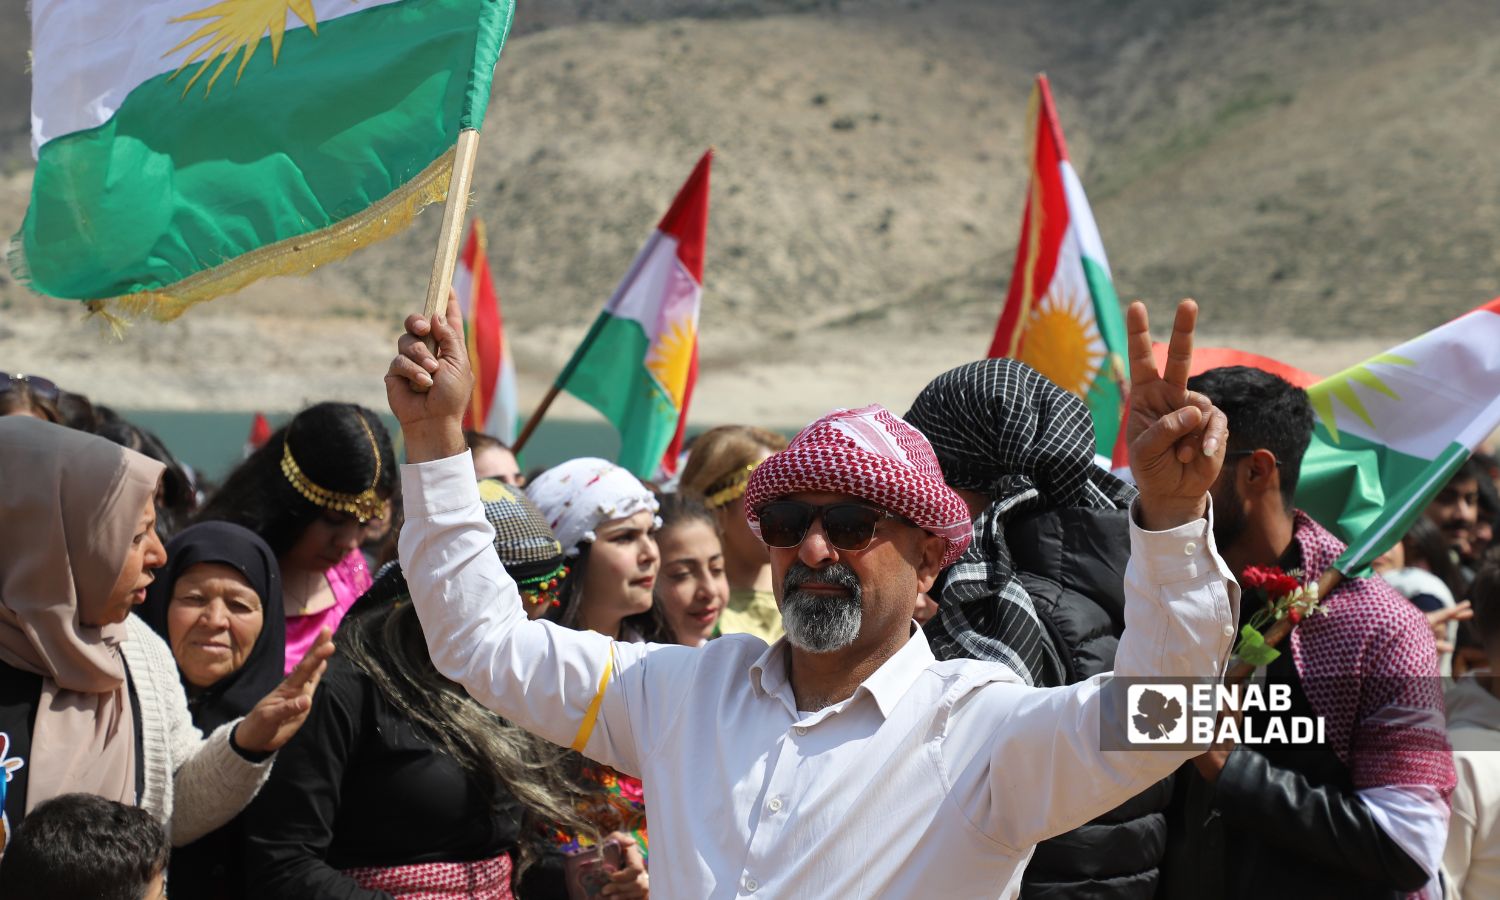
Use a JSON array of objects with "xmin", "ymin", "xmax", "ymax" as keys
[
  {"xmin": 345, "ymin": 851, "xmax": 512, "ymax": 899},
  {"xmin": 283, "ymin": 550, "xmax": 369, "ymax": 674}
]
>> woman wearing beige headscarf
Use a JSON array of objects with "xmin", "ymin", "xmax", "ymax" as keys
[{"xmin": 0, "ymin": 417, "xmax": 332, "ymax": 854}]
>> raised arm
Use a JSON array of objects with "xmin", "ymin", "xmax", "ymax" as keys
[
  {"xmin": 384, "ymin": 298, "xmax": 697, "ymax": 773},
  {"xmin": 944, "ymin": 300, "xmax": 1240, "ymax": 850}
]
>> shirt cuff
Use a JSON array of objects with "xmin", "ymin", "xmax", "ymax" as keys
[
  {"xmin": 401, "ymin": 451, "xmax": 481, "ymax": 518},
  {"xmin": 1127, "ymin": 495, "xmax": 1229, "ymax": 586}
]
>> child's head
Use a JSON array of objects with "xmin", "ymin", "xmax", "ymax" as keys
[{"xmin": 0, "ymin": 794, "xmax": 168, "ymax": 900}]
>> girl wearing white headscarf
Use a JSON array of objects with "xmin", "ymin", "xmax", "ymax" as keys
[
  {"xmin": 523, "ymin": 458, "xmax": 656, "ymax": 882},
  {"xmin": 0, "ymin": 417, "xmax": 330, "ymax": 851},
  {"xmin": 525, "ymin": 458, "xmax": 661, "ymax": 641}
]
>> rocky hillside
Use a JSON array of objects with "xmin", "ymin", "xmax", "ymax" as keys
[{"xmin": 2, "ymin": 0, "xmax": 1497, "ymax": 417}]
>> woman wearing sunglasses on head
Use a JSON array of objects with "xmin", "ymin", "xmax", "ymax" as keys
[{"xmin": 0, "ymin": 372, "xmax": 63, "ymax": 424}]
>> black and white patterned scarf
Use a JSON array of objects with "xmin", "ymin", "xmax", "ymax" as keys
[{"xmin": 904, "ymin": 359, "xmax": 1137, "ymax": 686}]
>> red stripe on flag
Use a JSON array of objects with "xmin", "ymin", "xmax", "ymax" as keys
[
  {"xmin": 656, "ymin": 149, "xmax": 713, "ymax": 283},
  {"xmin": 660, "ymin": 341, "xmax": 699, "ymax": 477},
  {"xmin": 988, "ymin": 75, "xmax": 1069, "ymax": 359},
  {"xmin": 462, "ymin": 220, "xmax": 503, "ymax": 433}
]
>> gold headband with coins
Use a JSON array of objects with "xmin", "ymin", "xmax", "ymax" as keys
[
  {"xmin": 703, "ymin": 460, "xmax": 762, "ymax": 509},
  {"xmin": 280, "ymin": 414, "xmax": 385, "ymax": 523}
]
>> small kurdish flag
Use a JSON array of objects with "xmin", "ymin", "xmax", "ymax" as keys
[
  {"xmin": 556, "ymin": 151, "xmax": 711, "ymax": 479},
  {"xmin": 990, "ymin": 74, "xmax": 1128, "ymax": 464},
  {"xmin": 11, "ymin": 0, "xmax": 514, "ymax": 320},
  {"xmin": 453, "ymin": 219, "xmax": 518, "ymax": 443},
  {"xmin": 1295, "ymin": 297, "xmax": 1500, "ymax": 573}
]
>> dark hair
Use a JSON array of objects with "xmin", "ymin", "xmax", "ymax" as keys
[
  {"xmin": 1469, "ymin": 549, "xmax": 1500, "ymax": 645},
  {"xmin": 1403, "ymin": 516, "xmax": 1466, "ymax": 602},
  {"xmin": 0, "ymin": 793, "xmax": 168, "ymax": 900},
  {"xmin": 339, "ymin": 603, "xmax": 596, "ymax": 873},
  {"xmin": 196, "ymin": 402, "xmax": 395, "ymax": 557},
  {"xmin": 1187, "ymin": 367, "xmax": 1314, "ymax": 506},
  {"xmin": 0, "ymin": 379, "xmax": 61, "ymax": 424},
  {"xmin": 549, "ymin": 543, "xmax": 593, "ymax": 630},
  {"xmin": 630, "ymin": 493, "xmax": 719, "ymax": 642},
  {"xmin": 464, "ymin": 430, "xmax": 508, "ymax": 453},
  {"xmin": 56, "ymin": 390, "xmax": 100, "ymax": 432},
  {"xmin": 93, "ymin": 407, "xmax": 197, "ymax": 537}
]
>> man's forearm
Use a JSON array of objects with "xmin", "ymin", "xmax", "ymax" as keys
[{"xmin": 402, "ymin": 418, "xmax": 466, "ymax": 464}]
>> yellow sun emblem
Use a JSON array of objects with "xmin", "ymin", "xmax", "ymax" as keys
[
  {"xmin": 646, "ymin": 318, "xmax": 696, "ymax": 409},
  {"xmin": 1307, "ymin": 353, "xmax": 1415, "ymax": 443},
  {"xmin": 165, "ymin": 0, "xmax": 320, "ymax": 97},
  {"xmin": 1018, "ymin": 285, "xmax": 1106, "ymax": 397}
]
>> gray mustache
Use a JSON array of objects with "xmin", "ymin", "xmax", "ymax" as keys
[{"xmin": 783, "ymin": 561, "xmax": 861, "ymax": 596}]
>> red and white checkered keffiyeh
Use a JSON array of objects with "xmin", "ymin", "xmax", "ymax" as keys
[
  {"xmin": 343, "ymin": 851, "xmax": 513, "ymax": 899},
  {"xmin": 744, "ymin": 405, "xmax": 973, "ymax": 567}
]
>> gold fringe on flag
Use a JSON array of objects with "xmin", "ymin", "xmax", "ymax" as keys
[{"xmin": 40, "ymin": 146, "xmax": 458, "ymax": 327}]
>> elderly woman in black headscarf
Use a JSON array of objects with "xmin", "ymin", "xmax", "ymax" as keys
[
  {"xmin": 906, "ymin": 358, "xmax": 1172, "ymax": 900},
  {"xmin": 139, "ymin": 522, "xmax": 287, "ymax": 898}
]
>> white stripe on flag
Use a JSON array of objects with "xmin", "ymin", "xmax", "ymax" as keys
[{"xmin": 30, "ymin": 0, "xmax": 404, "ymax": 151}]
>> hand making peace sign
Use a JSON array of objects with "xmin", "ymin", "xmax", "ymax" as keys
[{"xmin": 1125, "ymin": 299, "xmax": 1229, "ymax": 531}]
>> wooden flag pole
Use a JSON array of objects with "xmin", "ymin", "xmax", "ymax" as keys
[
  {"xmin": 511, "ymin": 384, "xmax": 562, "ymax": 455},
  {"xmin": 511, "ymin": 313, "xmax": 612, "ymax": 455},
  {"xmin": 1224, "ymin": 566, "xmax": 1345, "ymax": 686},
  {"xmin": 421, "ymin": 129, "xmax": 483, "ymax": 338}
]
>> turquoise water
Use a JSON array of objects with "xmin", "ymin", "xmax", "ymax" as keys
[{"xmin": 120, "ymin": 409, "xmax": 629, "ymax": 484}]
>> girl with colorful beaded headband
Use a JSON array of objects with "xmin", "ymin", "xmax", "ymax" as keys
[{"xmin": 196, "ymin": 402, "xmax": 395, "ymax": 673}]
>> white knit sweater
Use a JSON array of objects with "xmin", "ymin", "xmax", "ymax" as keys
[{"xmin": 122, "ymin": 614, "xmax": 273, "ymax": 846}]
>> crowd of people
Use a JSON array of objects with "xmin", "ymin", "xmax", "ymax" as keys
[{"xmin": 0, "ymin": 292, "xmax": 1498, "ymax": 900}]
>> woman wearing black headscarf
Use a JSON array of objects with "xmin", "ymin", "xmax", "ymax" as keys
[{"xmin": 140, "ymin": 521, "xmax": 287, "ymax": 899}]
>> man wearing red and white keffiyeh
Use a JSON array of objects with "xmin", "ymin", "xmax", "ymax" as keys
[{"xmin": 1158, "ymin": 366, "xmax": 1456, "ymax": 900}]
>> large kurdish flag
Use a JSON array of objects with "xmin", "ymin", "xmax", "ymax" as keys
[
  {"xmin": 12, "ymin": 0, "xmax": 514, "ymax": 320},
  {"xmin": 990, "ymin": 74, "xmax": 1128, "ymax": 463},
  {"xmin": 1295, "ymin": 297, "xmax": 1500, "ymax": 573},
  {"xmin": 558, "ymin": 151, "xmax": 711, "ymax": 479}
]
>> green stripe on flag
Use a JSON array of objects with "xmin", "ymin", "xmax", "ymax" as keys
[
  {"xmin": 562, "ymin": 314, "xmax": 679, "ymax": 478},
  {"xmin": 1294, "ymin": 426, "xmax": 1463, "ymax": 574},
  {"xmin": 19, "ymin": 0, "xmax": 511, "ymax": 302},
  {"xmin": 1081, "ymin": 256, "xmax": 1126, "ymax": 458},
  {"xmin": 1335, "ymin": 441, "xmax": 1471, "ymax": 574}
]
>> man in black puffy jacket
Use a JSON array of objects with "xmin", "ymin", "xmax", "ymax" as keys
[{"xmin": 906, "ymin": 358, "xmax": 1173, "ymax": 899}]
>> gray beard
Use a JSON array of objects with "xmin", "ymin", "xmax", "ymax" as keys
[{"xmin": 781, "ymin": 562, "xmax": 863, "ymax": 654}]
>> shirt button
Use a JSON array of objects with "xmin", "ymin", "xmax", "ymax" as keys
[
  {"xmin": 1184, "ymin": 541, "xmax": 1198, "ymax": 555},
  {"xmin": 767, "ymin": 796, "xmax": 784, "ymax": 813},
  {"xmin": 1223, "ymin": 624, "xmax": 1235, "ymax": 637},
  {"xmin": 794, "ymin": 726, "xmax": 808, "ymax": 736},
  {"xmin": 744, "ymin": 877, "xmax": 760, "ymax": 892}
]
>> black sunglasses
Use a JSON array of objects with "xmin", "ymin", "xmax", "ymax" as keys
[
  {"xmin": 0, "ymin": 372, "xmax": 61, "ymax": 403},
  {"xmin": 757, "ymin": 500, "xmax": 902, "ymax": 552}
]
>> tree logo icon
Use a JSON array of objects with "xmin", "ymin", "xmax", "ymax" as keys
[{"xmin": 1127, "ymin": 684, "xmax": 1187, "ymax": 743}]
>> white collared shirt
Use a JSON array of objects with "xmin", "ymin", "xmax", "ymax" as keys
[{"xmin": 398, "ymin": 453, "xmax": 1239, "ymax": 899}]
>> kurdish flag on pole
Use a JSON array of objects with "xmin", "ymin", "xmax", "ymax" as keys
[
  {"xmin": 1294, "ymin": 297, "xmax": 1500, "ymax": 573},
  {"xmin": 557, "ymin": 151, "xmax": 711, "ymax": 479},
  {"xmin": 990, "ymin": 74, "xmax": 1128, "ymax": 464},
  {"xmin": 11, "ymin": 0, "xmax": 514, "ymax": 320},
  {"xmin": 453, "ymin": 219, "xmax": 518, "ymax": 443}
]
